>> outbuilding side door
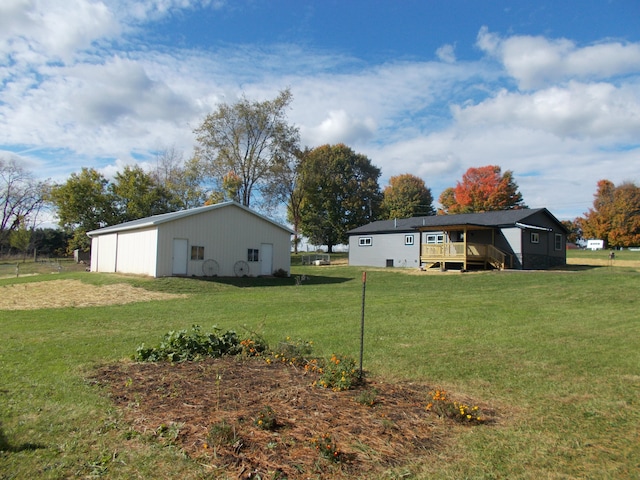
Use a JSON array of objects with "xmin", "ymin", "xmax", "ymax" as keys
[
  {"xmin": 172, "ymin": 238, "xmax": 188, "ymax": 275},
  {"xmin": 260, "ymin": 243, "xmax": 273, "ymax": 275}
]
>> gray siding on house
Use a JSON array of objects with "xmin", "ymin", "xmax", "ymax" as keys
[
  {"xmin": 347, "ymin": 208, "xmax": 567, "ymax": 270},
  {"xmin": 349, "ymin": 231, "xmax": 420, "ymax": 268}
]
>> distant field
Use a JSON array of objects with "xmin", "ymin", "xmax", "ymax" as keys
[
  {"xmin": 1, "ymin": 258, "xmax": 639, "ymax": 478},
  {"xmin": 567, "ymin": 248, "xmax": 640, "ymax": 267}
]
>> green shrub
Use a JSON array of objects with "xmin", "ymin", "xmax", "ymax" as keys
[
  {"xmin": 316, "ymin": 354, "xmax": 360, "ymax": 391},
  {"xmin": 134, "ymin": 325, "xmax": 240, "ymax": 362}
]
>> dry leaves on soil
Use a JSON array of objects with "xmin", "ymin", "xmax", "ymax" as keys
[{"xmin": 92, "ymin": 356, "xmax": 496, "ymax": 479}]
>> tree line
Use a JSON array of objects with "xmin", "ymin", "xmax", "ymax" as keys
[{"xmin": 2, "ymin": 89, "xmax": 639, "ymax": 257}]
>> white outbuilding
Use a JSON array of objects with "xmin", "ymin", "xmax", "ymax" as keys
[
  {"xmin": 87, "ymin": 201, "xmax": 294, "ymax": 277},
  {"xmin": 586, "ymin": 239, "xmax": 605, "ymax": 251}
]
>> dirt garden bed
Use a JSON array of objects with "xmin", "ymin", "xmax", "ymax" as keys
[{"xmin": 92, "ymin": 357, "xmax": 496, "ymax": 479}]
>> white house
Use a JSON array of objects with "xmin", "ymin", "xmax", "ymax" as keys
[{"xmin": 87, "ymin": 201, "xmax": 294, "ymax": 277}]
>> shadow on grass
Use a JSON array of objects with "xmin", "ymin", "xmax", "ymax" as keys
[
  {"xmin": 550, "ymin": 264, "xmax": 603, "ymax": 271},
  {"xmin": 198, "ymin": 274, "xmax": 352, "ymax": 288},
  {"xmin": 0, "ymin": 422, "xmax": 45, "ymax": 453}
]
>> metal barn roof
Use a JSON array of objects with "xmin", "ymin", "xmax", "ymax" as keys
[{"xmin": 87, "ymin": 201, "xmax": 294, "ymax": 237}]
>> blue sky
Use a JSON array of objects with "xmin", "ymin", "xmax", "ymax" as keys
[{"xmin": 1, "ymin": 0, "xmax": 639, "ymax": 223}]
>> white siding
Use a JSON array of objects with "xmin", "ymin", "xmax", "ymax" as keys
[
  {"xmin": 91, "ymin": 233, "xmax": 118, "ymax": 273},
  {"xmin": 115, "ymin": 228, "xmax": 158, "ymax": 276},
  {"xmin": 501, "ymin": 227, "xmax": 523, "ymax": 269},
  {"xmin": 155, "ymin": 204, "xmax": 291, "ymax": 277},
  {"xmin": 89, "ymin": 203, "xmax": 291, "ymax": 277}
]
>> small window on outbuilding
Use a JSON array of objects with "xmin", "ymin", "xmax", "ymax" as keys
[
  {"xmin": 405, "ymin": 235, "xmax": 414, "ymax": 246},
  {"xmin": 555, "ymin": 233, "xmax": 563, "ymax": 250},
  {"xmin": 248, "ymin": 249, "xmax": 259, "ymax": 262},
  {"xmin": 531, "ymin": 232, "xmax": 539, "ymax": 244},
  {"xmin": 359, "ymin": 237, "xmax": 372, "ymax": 246},
  {"xmin": 191, "ymin": 245, "xmax": 204, "ymax": 260}
]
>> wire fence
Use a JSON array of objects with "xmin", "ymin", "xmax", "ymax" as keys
[{"xmin": 0, "ymin": 257, "xmax": 86, "ymax": 278}]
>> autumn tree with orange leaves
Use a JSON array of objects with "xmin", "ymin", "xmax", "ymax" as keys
[
  {"xmin": 580, "ymin": 179, "xmax": 640, "ymax": 248},
  {"xmin": 438, "ymin": 165, "xmax": 526, "ymax": 214}
]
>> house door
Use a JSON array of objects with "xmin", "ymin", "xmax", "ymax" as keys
[
  {"xmin": 172, "ymin": 238, "xmax": 188, "ymax": 275},
  {"xmin": 260, "ymin": 243, "xmax": 273, "ymax": 275}
]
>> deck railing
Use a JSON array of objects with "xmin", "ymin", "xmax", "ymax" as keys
[
  {"xmin": 420, "ymin": 242, "xmax": 507, "ymax": 269},
  {"xmin": 485, "ymin": 244, "xmax": 507, "ymax": 269}
]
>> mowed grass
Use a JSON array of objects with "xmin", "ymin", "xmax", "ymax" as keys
[{"xmin": 1, "ymin": 256, "xmax": 639, "ymax": 479}]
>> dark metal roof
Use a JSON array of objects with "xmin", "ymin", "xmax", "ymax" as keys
[{"xmin": 348, "ymin": 208, "xmax": 567, "ymax": 235}]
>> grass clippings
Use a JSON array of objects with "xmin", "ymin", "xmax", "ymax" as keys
[
  {"xmin": 0, "ymin": 279, "xmax": 187, "ymax": 310},
  {"xmin": 92, "ymin": 356, "xmax": 495, "ymax": 479}
]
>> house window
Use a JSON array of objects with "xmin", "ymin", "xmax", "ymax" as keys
[
  {"xmin": 359, "ymin": 237, "xmax": 372, "ymax": 246},
  {"xmin": 191, "ymin": 245, "xmax": 204, "ymax": 260},
  {"xmin": 555, "ymin": 233, "xmax": 563, "ymax": 250},
  {"xmin": 426, "ymin": 234, "xmax": 444, "ymax": 244},
  {"xmin": 405, "ymin": 235, "xmax": 414, "ymax": 246},
  {"xmin": 531, "ymin": 232, "xmax": 539, "ymax": 244},
  {"xmin": 247, "ymin": 249, "xmax": 259, "ymax": 262}
]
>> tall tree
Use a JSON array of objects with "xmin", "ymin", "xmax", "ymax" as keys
[
  {"xmin": 110, "ymin": 165, "xmax": 173, "ymax": 222},
  {"xmin": 438, "ymin": 165, "xmax": 526, "ymax": 214},
  {"xmin": 153, "ymin": 147, "xmax": 207, "ymax": 209},
  {"xmin": 263, "ymin": 146, "xmax": 308, "ymax": 253},
  {"xmin": 581, "ymin": 180, "xmax": 640, "ymax": 247},
  {"xmin": 299, "ymin": 144, "xmax": 382, "ymax": 252},
  {"xmin": 32, "ymin": 228, "xmax": 69, "ymax": 257},
  {"xmin": 0, "ymin": 158, "xmax": 48, "ymax": 251},
  {"xmin": 49, "ymin": 168, "xmax": 116, "ymax": 252},
  {"xmin": 437, "ymin": 187, "xmax": 457, "ymax": 215},
  {"xmin": 561, "ymin": 220, "xmax": 582, "ymax": 245},
  {"xmin": 381, "ymin": 174, "xmax": 434, "ymax": 218},
  {"xmin": 193, "ymin": 89, "xmax": 299, "ymax": 208}
]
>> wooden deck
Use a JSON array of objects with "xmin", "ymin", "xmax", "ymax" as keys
[{"xmin": 420, "ymin": 242, "xmax": 507, "ymax": 270}]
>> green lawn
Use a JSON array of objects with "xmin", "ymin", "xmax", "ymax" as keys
[{"xmin": 1, "ymin": 259, "xmax": 639, "ymax": 479}]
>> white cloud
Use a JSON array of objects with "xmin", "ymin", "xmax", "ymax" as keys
[
  {"xmin": 436, "ymin": 44, "xmax": 456, "ymax": 63},
  {"xmin": 477, "ymin": 26, "xmax": 640, "ymax": 89},
  {"xmin": 0, "ymin": 0, "xmax": 119, "ymax": 63},
  {"xmin": 63, "ymin": 57, "xmax": 196, "ymax": 124},
  {"xmin": 452, "ymin": 81, "xmax": 640, "ymax": 140},
  {"xmin": 301, "ymin": 110, "xmax": 376, "ymax": 146},
  {"xmin": 119, "ymin": 0, "xmax": 225, "ymax": 23}
]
